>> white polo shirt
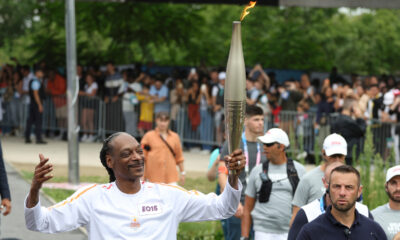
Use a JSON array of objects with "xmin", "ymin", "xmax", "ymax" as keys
[{"xmin": 25, "ymin": 180, "xmax": 241, "ymax": 240}]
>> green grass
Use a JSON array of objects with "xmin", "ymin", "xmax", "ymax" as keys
[{"xmin": 21, "ymin": 171, "xmax": 224, "ymax": 239}]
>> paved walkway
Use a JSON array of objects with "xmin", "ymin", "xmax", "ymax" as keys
[{"xmin": 0, "ymin": 162, "xmax": 87, "ymax": 240}]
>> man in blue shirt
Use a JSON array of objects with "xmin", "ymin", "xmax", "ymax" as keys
[
  {"xmin": 296, "ymin": 165, "xmax": 386, "ymax": 240},
  {"xmin": 149, "ymin": 77, "xmax": 170, "ymax": 114},
  {"xmin": 25, "ymin": 68, "xmax": 46, "ymax": 144}
]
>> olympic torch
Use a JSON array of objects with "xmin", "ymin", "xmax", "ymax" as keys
[{"xmin": 225, "ymin": 21, "xmax": 246, "ymax": 176}]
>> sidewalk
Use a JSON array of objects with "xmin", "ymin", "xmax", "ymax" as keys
[{"xmin": 0, "ymin": 162, "xmax": 87, "ymax": 240}]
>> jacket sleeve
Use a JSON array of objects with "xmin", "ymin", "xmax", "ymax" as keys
[
  {"xmin": 288, "ymin": 209, "xmax": 308, "ymax": 240},
  {"xmin": 24, "ymin": 184, "xmax": 96, "ymax": 233},
  {"xmin": 178, "ymin": 178, "xmax": 242, "ymax": 222},
  {"xmin": 0, "ymin": 141, "xmax": 11, "ymax": 200}
]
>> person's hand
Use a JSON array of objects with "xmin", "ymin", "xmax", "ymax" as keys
[
  {"xmin": 224, "ymin": 149, "xmax": 245, "ymax": 177},
  {"xmin": 234, "ymin": 202, "xmax": 243, "ymax": 218},
  {"xmin": 31, "ymin": 154, "xmax": 53, "ymax": 191},
  {"xmin": 112, "ymin": 96, "xmax": 118, "ymax": 102},
  {"xmin": 27, "ymin": 154, "xmax": 54, "ymax": 208},
  {"xmin": 38, "ymin": 105, "xmax": 43, "ymax": 113},
  {"xmin": 1, "ymin": 198, "xmax": 11, "ymax": 216},
  {"xmin": 104, "ymin": 97, "xmax": 109, "ymax": 104},
  {"xmin": 179, "ymin": 173, "xmax": 185, "ymax": 186}
]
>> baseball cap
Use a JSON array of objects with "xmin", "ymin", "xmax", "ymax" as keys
[
  {"xmin": 258, "ymin": 128, "xmax": 290, "ymax": 147},
  {"xmin": 386, "ymin": 165, "xmax": 400, "ymax": 182},
  {"xmin": 323, "ymin": 133, "xmax": 347, "ymax": 156},
  {"xmin": 383, "ymin": 91, "xmax": 394, "ymax": 106},
  {"xmin": 218, "ymin": 72, "xmax": 226, "ymax": 80}
]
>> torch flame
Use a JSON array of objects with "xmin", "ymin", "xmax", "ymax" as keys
[{"xmin": 240, "ymin": 1, "xmax": 257, "ymax": 21}]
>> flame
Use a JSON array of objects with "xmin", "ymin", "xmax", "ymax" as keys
[{"xmin": 240, "ymin": 1, "xmax": 257, "ymax": 21}]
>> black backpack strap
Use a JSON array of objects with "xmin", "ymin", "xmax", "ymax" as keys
[
  {"xmin": 159, "ymin": 134, "xmax": 176, "ymax": 158},
  {"xmin": 262, "ymin": 160, "xmax": 269, "ymax": 176},
  {"xmin": 286, "ymin": 158, "xmax": 299, "ymax": 196}
]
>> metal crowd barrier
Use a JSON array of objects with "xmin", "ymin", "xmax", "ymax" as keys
[{"xmin": 0, "ymin": 95, "xmax": 399, "ymax": 163}]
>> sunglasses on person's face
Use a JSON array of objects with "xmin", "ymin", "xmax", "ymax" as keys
[{"xmin": 263, "ymin": 142, "xmax": 277, "ymax": 148}]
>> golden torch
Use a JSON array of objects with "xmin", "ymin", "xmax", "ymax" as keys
[
  {"xmin": 224, "ymin": 21, "xmax": 246, "ymax": 176},
  {"xmin": 225, "ymin": 1, "xmax": 256, "ymax": 176}
]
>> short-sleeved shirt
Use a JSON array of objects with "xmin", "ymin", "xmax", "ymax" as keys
[
  {"xmin": 245, "ymin": 160, "xmax": 306, "ymax": 234},
  {"xmin": 85, "ymin": 82, "xmax": 98, "ymax": 95},
  {"xmin": 292, "ymin": 166, "xmax": 325, "ymax": 207},
  {"xmin": 31, "ymin": 78, "xmax": 41, "ymax": 91},
  {"xmin": 141, "ymin": 129, "xmax": 184, "ymax": 184},
  {"xmin": 248, "ymin": 87, "xmax": 260, "ymax": 101},
  {"xmin": 372, "ymin": 203, "xmax": 400, "ymax": 240},
  {"xmin": 211, "ymin": 84, "xmax": 223, "ymax": 97},
  {"xmin": 208, "ymin": 148, "xmax": 220, "ymax": 170},
  {"xmin": 118, "ymin": 82, "xmax": 142, "ymax": 112},
  {"xmin": 288, "ymin": 196, "xmax": 373, "ymax": 240},
  {"xmin": 105, "ymin": 73, "xmax": 123, "ymax": 97},
  {"xmin": 220, "ymin": 140, "xmax": 267, "ymax": 204},
  {"xmin": 297, "ymin": 206, "xmax": 387, "ymax": 240},
  {"xmin": 149, "ymin": 85, "xmax": 170, "ymax": 113}
]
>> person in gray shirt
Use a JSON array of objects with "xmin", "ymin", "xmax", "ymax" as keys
[
  {"xmin": 241, "ymin": 128, "xmax": 306, "ymax": 240},
  {"xmin": 218, "ymin": 105, "xmax": 266, "ymax": 240},
  {"xmin": 372, "ymin": 165, "xmax": 400, "ymax": 240},
  {"xmin": 290, "ymin": 133, "xmax": 347, "ymax": 226}
]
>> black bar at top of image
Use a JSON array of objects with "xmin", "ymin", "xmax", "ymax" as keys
[{"xmin": 129, "ymin": 0, "xmax": 279, "ymax": 6}]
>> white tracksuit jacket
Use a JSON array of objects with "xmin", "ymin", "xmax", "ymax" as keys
[{"xmin": 25, "ymin": 179, "xmax": 241, "ymax": 239}]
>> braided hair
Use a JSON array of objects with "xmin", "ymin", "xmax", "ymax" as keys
[{"xmin": 100, "ymin": 132, "xmax": 123, "ymax": 182}]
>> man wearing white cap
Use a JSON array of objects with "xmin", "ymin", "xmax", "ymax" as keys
[
  {"xmin": 372, "ymin": 165, "xmax": 400, "ymax": 240},
  {"xmin": 241, "ymin": 128, "xmax": 306, "ymax": 240},
  {"xmin": 211, "ymin": 71, "xmax": 225, "ymax": 144},
  {"xmin": 290, "ymin": 133, "xmax": 347, "ymax": 226}
]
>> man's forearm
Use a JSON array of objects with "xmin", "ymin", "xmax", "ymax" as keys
[
  {"xmin": 178, "ymin": 162, "xmax": 184, "ymax": 173},
  {"xmin": 33, "ymin": 91, "xmax": 42, "ymax": 107},
  {"xmin": 241, "ymin": 212, "xmax": 251, "ymax": 237},
  {"xmin": 26, "ymin": 187, "xmax": 40, "ymax": 208},
  {"xmin": 228, "ymin": 174, "xmax": 239, "ymax": 190}
]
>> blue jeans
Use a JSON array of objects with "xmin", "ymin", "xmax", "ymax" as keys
[{"xmin": 225, "ymin": 215, "xmax": 254, "ymax": 240}]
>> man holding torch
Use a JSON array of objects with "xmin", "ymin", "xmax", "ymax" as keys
[{"xmin": 25, "ymin": 132, "xmax": 245, "ymax": 239}]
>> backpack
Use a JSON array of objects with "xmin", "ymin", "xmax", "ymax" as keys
[{"xmin": 257, "ymin": 158, "xmax": 300, "ymax": 202}]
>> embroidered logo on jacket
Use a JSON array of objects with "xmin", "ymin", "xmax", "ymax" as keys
[{"xmin": 130, "ymin": 217, "xmax": 141, "ymax": 230}]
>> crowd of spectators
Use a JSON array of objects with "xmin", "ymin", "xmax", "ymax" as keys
[{"xmin": 0, "ymin": 61, "xmax": 399, "ymax": 160}]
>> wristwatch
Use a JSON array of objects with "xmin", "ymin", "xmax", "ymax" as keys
[{"xmin": 240, "ymin": 237, "xmax": 249, "ymax": 240}]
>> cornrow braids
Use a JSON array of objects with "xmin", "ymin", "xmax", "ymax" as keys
[{"xmin": 100, "ymin": 132, "xmax": 123, "ymax": 182}]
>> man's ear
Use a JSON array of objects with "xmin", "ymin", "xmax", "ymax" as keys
[
  {"xmin": 322, "ymin": 177, "xmax": 328, "ymax": 189},
  {"xmin": 106, "ymin": 154, "xmax": 113, "ymax": 169},
  {"xmin": 358, "ymin": 185, "xmax": 363, "ymax": 199},
  {"xmin": 244, "ymin": 117, "xmax": 249, "ymax": 126}
]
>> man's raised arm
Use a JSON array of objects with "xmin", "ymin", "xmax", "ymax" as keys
[{"xmin": 26, "ymin": 154, "xmax": 53, "ymax": 208}]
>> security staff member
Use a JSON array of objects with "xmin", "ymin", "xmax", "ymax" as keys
[
  {"xmin": 296, "ymin": 165, "xmax": 386, "ymax": 240},
  {"xmin": 288, "ymin": 162, "xmax": 371, "ymax": 240},
  {"xmin": 25, "ymin": 68, "xmax": 46, "ymax": 144}
]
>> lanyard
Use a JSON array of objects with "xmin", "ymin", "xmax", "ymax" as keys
[
  {"xmin": 320, "ymin": 195, "xmax": 325, "ymax": 213},
  {"xmin": 242, "ymin": 132, "xmax": 261, "ymax": 177}
]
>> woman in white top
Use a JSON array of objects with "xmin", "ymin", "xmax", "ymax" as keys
[{"xmin": 78, "ymin": 74, "xmax": 98, "ymax": 142}]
